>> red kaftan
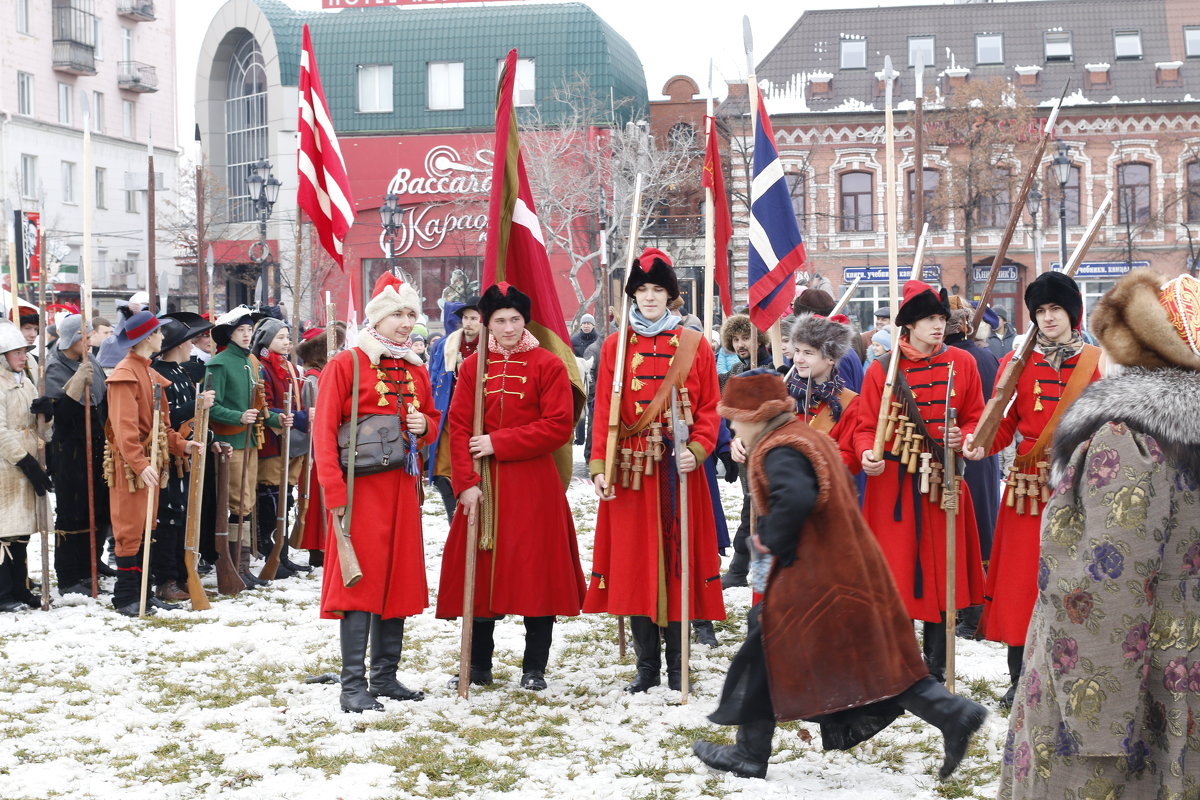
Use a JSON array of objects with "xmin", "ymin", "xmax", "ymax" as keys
[
  {"xmin": 436, "ymin": 345, "xmax": 585, "ymax": 618},
  {"xmin": 979, "ymin": 345, "xmax": 1101, "ymax": 645},
  {"xmin": 853, "ymin": 347, "xmax": 986, "ymax": 623},
  {"xmin": 313, "ymin": 346, "xmax": 439, "ymax": 620},
  {"xmin": 584, "ymin": 327, "xmax": 726, "ymax": 623}
]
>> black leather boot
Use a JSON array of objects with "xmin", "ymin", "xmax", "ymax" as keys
[
  {"xmin": 922, "ymin": 617, "xmax": 947, "ymax": 684},
  {"xmin": 449, "ymin": 619, "xmax": 496, "ymax": 688},
  {"xmin": 256, "ymin": 486, "xmax": 277, "ymax": 559},
  {"xmin": 625, "ymin": 615, "xmax": 662, "ymax": 693},
  {"xmin": 112, "ymin": 554, "xmax": 150, "ymax": 616},
  {"xmin": 896, "ymin": 675, "xmax": 988, "ymax": 779},
  {"xmin": 1001, "ymin": 645, "xmax": 1024, "ymax": 709},
  {"xmin": 368, "ymin": 615, "xmax": 423, "ymax": 701},
  {"xmin": 340, "ymin": 611, "xmax": 383, "ymax": 712},
  {"xmin": 307, "ymin": 549, "xmax": 324, "ymax": 569},
  {"xmin": 721, "ymin": 496, "xmax": 752, "ymax": 588},
  {"xmin": 521, "ymin": 616, "xmax": 554, "ymax": 690},
  {"xmin": 665, "ymin": 621, "xmax": 684, "ymax": 691},
  {"xmin": 692, "ymin": 620, "xmax": 718, "ymax": 646},
  {"xmin": 955, "ymin": 605, "xmax": 982, "ymax": 639},
  {"xmin": 692, "ymin": 718, "xmax": 776, "ymax": 779}
]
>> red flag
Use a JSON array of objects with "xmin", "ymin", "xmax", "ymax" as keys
[
  {"xmin": 484, "ymin": 49, "xmax": 585, "ymax": 482},
  {"xmin": 297, "ymin": 24, "xmax": 355, "ymax": 270},
  {"xmin": 701, "ymin": 116, "xmax": 733, "ymax": 317}
]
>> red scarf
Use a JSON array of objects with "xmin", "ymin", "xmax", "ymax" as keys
[
  {"xmin": 897, "ymin": 336, "xmax": 944, "ymax": 363},
  {"xmin": 262, "ymin": 350, "xmax": 299, "ymax": 397}
]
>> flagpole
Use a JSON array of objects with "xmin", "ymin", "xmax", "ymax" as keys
[
  {"xmin": 743, "ymin": 17, "xmax": 759, "ymax": 368},
  {"xmin": 702, "ymin": 60, "xmax": 716, "ymax": 342}
]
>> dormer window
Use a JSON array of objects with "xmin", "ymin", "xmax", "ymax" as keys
[
  {"xmin": 1045, "ymin": 31, "xmax": 1073, "ymax": 62},
  {"xmin": 1114, "ymin": 30, "xmax": 1142, "ymax": 60},
  {"xmin": 841, "ymin": 38, "xmax": 866, "ymax": 70},
  {"xmin": 976, "ymin": 34, "xmax": 1003, "ymax": 65}
]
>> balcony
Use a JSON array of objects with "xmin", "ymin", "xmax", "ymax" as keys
[
  {"xmin": 52, "ymin": 1, "xmax": 97, "ymax": 76},
  {"xmin": 53, "ymin": 40, "xmax": 97, "ymax": 75},
  {"xmin": 119, "ymin": 61, "xmax": 159, "ymax": 93},
  {"xmin": 117, "ymin": 1, "xmax": 155, "ymax": 21}
]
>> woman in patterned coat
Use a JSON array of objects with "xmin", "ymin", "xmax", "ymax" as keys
[{"xmin": 999, "ymin": 270, "xmax": 1200, "ymax": 800}]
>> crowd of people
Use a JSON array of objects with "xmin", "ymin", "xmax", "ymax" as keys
[{"xmin": 1, "ymin": 252, "xmax": 1197, "ymax": 798}]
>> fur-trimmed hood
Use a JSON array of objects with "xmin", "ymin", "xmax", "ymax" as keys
[
  {"xmin": 1052, "ymin": 367, "xmax": 1200, "ymax": 484},
  {"xmin": 355, "ymin": 327, "xmax": 424, "ymax": 367}
]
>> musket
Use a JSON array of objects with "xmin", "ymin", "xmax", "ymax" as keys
[
  {"xmin": 970, "ymin": 191, "xmax": 1113, "ymax": 454},
  {"xmin": 289, "ymin": 390, "xmax": 314, "ymax": 549},
  {"xmin": 829, "ymin": 276, "xmax": 862, "ymax": 318},
  {"xmin": 139, "ymin": 384, "xmax": 163, "ymax": 618},
  {"xmin": 259, "ymin": 385, "xmax": 292, "ymax": 581},
  {"xmin": 942, "ymin": 364, "xmax": 958, "ymax": 694},
  {"xmin": 459, "ymin": 328, "xmax": 490, "ymax": 699},
  {"xmin": 330, "ymin": 511, "xmax": 363, "ymax": 588},
  {"xmin": 80, "ymin": 94, "xmax": 99, "ymax": 599},
  {"xmin": 871, "ymin": 56, "xmax": 901, "ymax": 461},
  {"xmin": 671, "ymin": 387, "xmax": 690, "ymax": 704},
  {"xmin": 909, "ymin": 222, "xmax": 930, "ymax": 282},
  {"xmin": 212, "ymin": 445, "xmax": 243, "ymax": 595},
  {"xmin": 969, "ymin": 82, "xmax": 1069, "ymax": 333},
  {"xmin": 35, "ymin": 225, "xmax": 51, "ymax": 611},
  {"xmin": 602, "ymin": 173, "xmax": 644, "ymax": 498},
  {"xmin": 183, "ymin": 374, "xmax": 213, "ymax": 610},
  {"xmin": 241, "ymin": 364, "xmax": 263, "ymax": 566}
]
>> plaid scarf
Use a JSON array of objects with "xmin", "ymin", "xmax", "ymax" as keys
[
  {"xmin": 1035, "ymin": 331, "xmax": 1084, "ymax": 373},
  {"xmin": 786, "ymin": 369, "xmax": 847, "ymax": 420}
]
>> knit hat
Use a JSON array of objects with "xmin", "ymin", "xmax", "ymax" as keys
[
  {"xmin": 1025, "ymin": 270, "xmax": 1084, "ymax": 330},
  {"xmin": 1092, "ymin": 269, "xmax": 1200, "ymax": 370},
  {"xmin": 115, "ymin": 310, "xmax": 165, "ymax": 347},
  {"xmin": 624, "ymin": 247, "xmax": 679, "ymax": 300},
  {"xmin": 478, "ymin": 282, "xmax": 532, "ymax": 324},
  {"xmin": 720, "ymin": 313, "xmax": 754, "ymax": 353},
  {"xmin": 56, "ymin": 314, "xmax": 87, "ymax": 351},
  {"xmin": 250, "ymin": 316, "xmax": 288, "ymax": 358},
  {"xmin": 789, "ymin": 313, "xmax": 853, "ymax": 362},
  {"xmin": 364, "ymin": 272, "xmax": 421, "ymax": 328},
  {"xmin": 792, "ymin": 288, "xmax": 835, "ymax": 317},
  {"xmin": 894, "ymin": 280, "xmax": 951, "ymax": 328},
  {"xmin": 717, "ymin": 367, "xmax": 794, "ymax": 423},
  {"xmin": 580, "ymin": 313, "xmax": 596, "ymax": 325},
  {"xmin": 871, "ymin": 328, "xmax": 892, "ymax": 351}
]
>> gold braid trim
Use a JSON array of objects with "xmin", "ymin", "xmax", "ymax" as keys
[{"xmin": 478, "ymin": 456, "xmax": 497, "ymax": 551}]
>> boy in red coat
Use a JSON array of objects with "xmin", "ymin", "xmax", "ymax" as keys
[
  {"xmin": 587, "ymin": 248, "xmax": 726, "ymax": 693},
  {"xmin": 436, "ymin": 282, "xmax": 585, "ymax": 691}
]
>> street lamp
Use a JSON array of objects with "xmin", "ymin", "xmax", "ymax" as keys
[
  {"xmin": 1026, "ymin": 182, "xmax": 1043, "ymax": 278},
  {"xmin": 246, "ymin": 158, "xmax": 280, "ymax": 306},
  {"xmin": 378, "ymin": 192, "xmax": 410, "ymax": 282},
  {"xmin": 1052, "ymin": 139, "xmax": 1072, "ymax": 268}
]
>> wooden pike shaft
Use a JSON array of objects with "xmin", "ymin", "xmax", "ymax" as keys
[
  {"xmin": 873, "ymin": 57, "xmax": 901, "ymax": 462},
  {"xmin": 139, "ymin": 387, "xmax": 163, "ymax": 618},
  {"xmin": 259, "ymin": 386, "xmax": 292, "ymax": 581},
  {"xmin": 830, "ymin": 276, "xmax": 862, "ymax": 317},
  {"xmin": 459, "ymin": 328, "xmax": 490, "ymax": 699},
  {"xmin": 183, "ymin": 377, "xmax": 212, "ymax": 611}
]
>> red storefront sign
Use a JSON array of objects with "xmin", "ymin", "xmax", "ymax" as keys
[{"xmin": 12, "ymin": 210, "xmax": 40, "ymax": 283}]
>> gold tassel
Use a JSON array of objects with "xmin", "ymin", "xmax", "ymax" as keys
[
  {"xmin": 1033, "ymin": 380, "xmax": 1044, "ymax": 412},
  {"xmin": 630, "ymin": 376, "xmax": 645, "ymax": 392},
  {"xmin": 598, "ymin": 575, "xmax": 606, "ymax": 589},
  {"xmin": 669, "ymin": 334, "xmax": 679, "ymax": 347},
  {"xmin": 630, "ymin": 352, "xmax": 644, "ymax": 370},
  {"xmin": 629, "ymin": 333, "xmax": 638, "ymax": 346}
]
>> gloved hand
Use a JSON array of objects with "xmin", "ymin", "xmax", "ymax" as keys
[
  {"xmin": 62, "ymin": 361, "xmax": 93, "ymax": 403},
  {"xmin": 16, "ymin": 454, "xmax": 53, "ymax": 496},
  {"xmin": 718, "ymin": 452, "xmax": 739, "ymax": 482},
  {"xmin": 30, "ymin": 396, "xmax": 55, "ymax": 419}
]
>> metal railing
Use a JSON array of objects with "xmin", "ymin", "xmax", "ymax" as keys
[
  {"xmin": 117, "ymin": 1, "xmax": 155, "ymax": 20},
  {"xmin": 118, "ymin": 61, "xmax": 159, "ymax": 92}
]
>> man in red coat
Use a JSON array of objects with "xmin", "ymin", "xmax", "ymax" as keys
[
  {"xmin": 856, "ymin": 281, "xmax": 986, "ymax": 682},
  {"xmin": 964, "ymin": 271, "xmax": 1101, "ymax": 707},
  {"xmin": 436, "ymin": 282, "xmax": 585, "ymax": 691},
  {"xmin": 587, "ymin": 248, "xmax": 726, "ymax": 693}
]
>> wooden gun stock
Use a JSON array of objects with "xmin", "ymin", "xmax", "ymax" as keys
[
  {"xmin": 183, "ymin": 377, "xmax": 212, "ymax": 610},
  {"xmin": 213, "ymin": 451, "xmax": 244, "ymax": 595},
  {"xmin": 330, "ymin": 512, "xmax": 363, "ymax": 587},
  {"xmin": 259, "ymin": 387, "xmax": 292, "ymax": 581}
]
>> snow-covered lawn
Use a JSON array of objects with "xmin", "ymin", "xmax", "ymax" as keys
[{"xmin": 0, "ymin": 473, "xmax": 1010, "ymax": 799}]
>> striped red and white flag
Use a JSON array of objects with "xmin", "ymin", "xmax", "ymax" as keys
[{"xmin": 297, "ymin": 23, "xmax": 355, "ymax": 270}]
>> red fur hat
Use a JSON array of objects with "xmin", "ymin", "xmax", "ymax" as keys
[
  {"xmin": 717, "ymin": 368, "xmax": 795, "ymax": 423},
  {"xmin": 364, "ymin": 271, "xmax": 421, "ymax": 327}
]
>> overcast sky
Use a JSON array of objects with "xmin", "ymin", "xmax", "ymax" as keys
[{"xmin": 174, "ymin": 0, "xmax": 935, "ymax": 148}]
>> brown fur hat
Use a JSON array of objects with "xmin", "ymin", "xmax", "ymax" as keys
[
  {"xmin": 789, "ymin": 313, "xmax": 853, "ymax": 362},
  {"xmin": 1091, "ymin": 268, "xmax": 1200, "ymax": 370},
  {"xmin": 720, "ymin": 313, "xmax": 754, "ymax": 352},
  {"xmin": 718, "ymin": 368, "xmax": 794, "ymax": 423},
  {"xmin": 296, "ymin": 322, "xmax": 346, "ymax": 368}
]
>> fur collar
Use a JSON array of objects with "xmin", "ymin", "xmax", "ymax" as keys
[
  {"xmin": 1052, "ymin": 367, "xmax": 1200, "ymax": 482},
  {"xmin": 355, "ymin": 328, "xmax": 423, "ymax": 367}
]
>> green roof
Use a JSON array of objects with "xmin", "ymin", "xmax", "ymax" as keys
[{"xmin": 254, "ymin": 0, "xmax": 648, "ymax": 133}]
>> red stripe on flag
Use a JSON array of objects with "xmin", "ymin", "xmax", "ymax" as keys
[{"xmin": 701, "ymin": 116, "xmax": 733, "ymax": 318}]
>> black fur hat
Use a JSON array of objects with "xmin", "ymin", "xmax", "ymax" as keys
[
  {"xmin": 789, "ymin": 313, "xmax": 854, "ymax": 363},
  {"xmin": 895, "ymin": 280, "xmax": 952, "ymax": 328},
  {"xmin": 1025, "ymin": 271, "xmax": 1083, "ymax": 330},
  {"xmin": 624, "ymin": 247, "xmax": 679, "ymax": 301},
  {"xmin": 478, "ymin": 282, "xmax": 532, "ymax": 324}
]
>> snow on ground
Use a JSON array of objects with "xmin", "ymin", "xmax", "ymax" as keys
[{"xmin": 0, "ymin": 462, "xmax": 1010, "ymax": 800}]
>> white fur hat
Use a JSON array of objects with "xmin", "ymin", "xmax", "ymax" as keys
[{"xmin": 364, "ymin": 272, "xmax": 421, "ymax": 327}]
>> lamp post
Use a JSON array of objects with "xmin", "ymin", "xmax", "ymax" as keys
[
  {"xmin": 1052, "ymin": 140, "xmax": 1071, "ymax": 268},
  {"xmin": 247, "ymin": 158, "xmax": 281, "ymax": 306},
  {"xmin": 1026, "ymin": 182, "xmax": 1043, "ymax": 279},
  {"xmin": 378, "ymin": 192, "xmax": 410, "ymax": 282}
]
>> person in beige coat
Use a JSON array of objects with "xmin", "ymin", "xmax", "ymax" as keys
[{"xmin": 0, "ymin": 322, "xmax": 52, "ymax": 612}]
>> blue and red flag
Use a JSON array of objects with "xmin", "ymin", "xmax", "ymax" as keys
[{"xmin": 747, "ymin": 93, "xmax": 806, "ymax": 330}]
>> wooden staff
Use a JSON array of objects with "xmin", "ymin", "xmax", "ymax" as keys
[
  {"xmin": 671, "ymin": 387, "xmax": 690, "ymax": 704},
  {"xmin": 459, "ymin": 328, "xmax": 490, "ymax": 699},
  {"xmin": 35, "ymin": 226, "xmax": 50, "ymax": 610},
  {"xmin": 80, "ymin": 95, "xmax": 99, "ymax": 598},
  {"xmin": 909, "ymin": 222, "xmax": 930, "ymax": 282},
  {"xmin": 138, "ymin": 385, "xmax": 163, "ymax": 618},
  {"xmin": 241, "ymin": 364, "xmax": 261, "ymax": 565},
  {"xmin": 969, "ymin": 84, "xmax": 1068, "ymax": 332},
  {"xmin": 970, "ymin": 191, "xmax": 1113, "ymax": 453},
  {"xmin": 212, "ymin": 446, "xmax": 243, "ymax": 595},
  {"xmin": 603, "ymin": 173, "xmax": 644, "ymax": 498},
  {"xmin": 183, "ymin": 375, "xmax": 213, "ymax": 610},
  {"xmin": 288, "ymin": 408, "xmax": 314, "ymax": 549},
  {"xmin": 942, "ymin": 365, "xmax": 958, "ymax": 693},
  {"xmin": 259, "ymin": 386, "xmax": 291, "ymax": 581},
  {"xmin": 829, "ymin": 276, "xmax": 862, "ymax": 318},
  {"xmin": 871, "ymin": 56, "xmax": 901, "ymax": 461},
  {"xmin": 701, "ymin": 77, "xmax": 716, "ymax": 338}
]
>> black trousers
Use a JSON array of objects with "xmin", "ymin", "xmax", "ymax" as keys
[
  {"xmin": 0, "ymin": 539, "xmax": 32, "ymax": 604},
  {"xmin": 151, "ymin": 523, "xmax": 185, "ymax": 585},
  {"xmin": 470, "ymin": 616, "xmax": 555, "ymax": 674},
  {"xmin": 54, "ymin": 526, "xmax": 108, "ymax": 587}
]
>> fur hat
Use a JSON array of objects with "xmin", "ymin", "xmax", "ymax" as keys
[
  {"xmin": 478, "ymin": 282, "xmax": 532, "ymax": 324},
  {"xmin": 624, "ymin": 247, "xmax": 679, "ymax": 300},
  {"xmin": 895, "ymin": 280, "xmax": 951, "ymax": 328},
  {"xmin": 296, "ymin": 323, "xmax": 345, "ymax": 367},
  {"xmin": 718, "ymin": 367, "xmax": 794, "ymax": 423},
  {"xmin": 789, "ymin": 313, "xmax": 853, "ymax": 363},
  {"xmin": 364, "ymin": 272, "xmax": 421, "ymax": 328},
  {"xmin": 792, "ymin": 289, "xmax": 835, "ymax": 317},
  {"xmin": 1025, "ymin": 271, "xmax": 1083, "ymax": 330},
  {"xmin": 720, "ymin": 313, "xmax": 753, "ymax": 353},
  {"xmin": 1092, "ymin": 269, "xmax": 1200, "ymax": 370}
]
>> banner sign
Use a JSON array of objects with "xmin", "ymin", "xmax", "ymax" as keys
[
  {"xmin": 843, "ymin": 265, "xmax": 940, "ymax": 283},
  {"xmin": 12, "ymin": 210, "xmax": 41, "ymax": 283},
  {"xmin": 1049, "ymin": 260, "xmax": 1148, "ymax": 279},
  {"xmin": 971, "ymin": 264, "xmax": 1018, "ymax": 283},
  {"xmin": 322, "ymin": 0, "xmax": 522, "ymax": 7}
]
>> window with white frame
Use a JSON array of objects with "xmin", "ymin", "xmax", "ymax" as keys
[
  {"xmin": 17, "ymin": 72, "xmax": 34, "ymax": 116},
  {"xmin": 427, "ymin": 62, "xmax": 464, "ymax": 110},
  {"xmin": 58, "ymin": 82, "xmax": 74, "ymax": 126},
  {"xmin": 125, "ymin": 188, "xmax": 138, "ymax": 213},
  {"xmin": 122, "ymin": 99, "xmax": 135, "ymax": 138},
  {"xmin": 908, "ymin": 36, "xmax": 934, "ymax": 68},
  {"xmin": 17, "ymin": 0, "xmax": 30, "ymax": 34},
  {"xmin": 1045, "ymin": 31, "xmax": 1073, "ymax": 62},
  {"xmin": 1187, "ymin": 27, "xmax": 1200, "ymax": 57},
  {"xmin": 497, "ymin": 58, "xmax": 536, "ymax": 106},
  {"xmin": 94, "ymin": 16, "xmax": 104, "ymax": 59},
  {"xmin": 357, "ymin": 64, "xmax": 393, "ymax": 113},
  {"xmin": 121, "ymin": 27, "xmax": 133, "ymax": 62},
  {"xmin": 92, "ymin": 91, "xmax": 104, "ymax": 132},
  {"xmin": 61, "ymin": 161, "xmax": 77, "ymax": 204},
  {"xmin": 976, "ymin": 34, "xmax": 1003, "ymax": 64},
  {"xmin": 95, "ymin": 167, "xmax": 107, "ymax": 209},
  {"xmin": 841, "ymin": 39, "xmax": 866, "ymax": 70},
  {"xmin": 1114, "ymin": 30, "xmax": 1142, "ymax": 59},
  {"xmin": 20, "ymin": 154, "xmax": 37, "ymax": 199}
]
